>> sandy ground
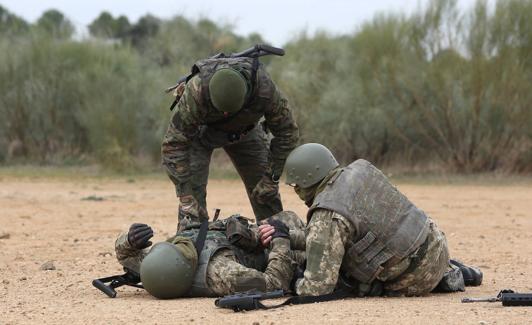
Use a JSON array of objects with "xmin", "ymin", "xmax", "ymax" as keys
[{"xmin": 0, "ymin": 176, "xmax": 531, "ymax": 325}]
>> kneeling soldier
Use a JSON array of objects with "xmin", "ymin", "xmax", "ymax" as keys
[{"xmin": 275, "ymin": 143, "xmax": 482, "ymax": 297}]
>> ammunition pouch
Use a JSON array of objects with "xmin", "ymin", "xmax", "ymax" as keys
[{"xmin": 226, "ymin": 216, "xmax": 261, "ymax": 252}]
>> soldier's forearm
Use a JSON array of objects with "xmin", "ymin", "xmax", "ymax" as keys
[
  {"xmin": 115, "ymin": 232, "xmax": 135, "ymax": 259},
  {"xmin": 289, "ymin": 229, "xmax": 306, "ymax": 251},
  {"xmin": 295, "ymin": 212, "xmax": 352, "ymax": 296},
  {"xmin": 264, "ymin": 237, "xmax": 295, "ymax": 291},
  {"xmin": 115, "ymin": 232, "xmax": 149, "ymax": 273},
  {"xmin": 265, "ymin": 92, "xmax": 299, "ymax": 176},
  {"xmin": 269, "ymin": 130, "xmax": 299, "ymax": 177}
]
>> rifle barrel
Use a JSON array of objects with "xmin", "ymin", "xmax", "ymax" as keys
[{"xmin": 462, "ymin": 297, "xmax": 499, "ymax": 303}]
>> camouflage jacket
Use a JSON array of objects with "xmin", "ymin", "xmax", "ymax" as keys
[
  {"xmin": 295, "ymin": 209, "xmax": 448, "ymax": 297},
  {"xmin": 161, "ymin": 58, "xmax": 299, "ymax": 196}
]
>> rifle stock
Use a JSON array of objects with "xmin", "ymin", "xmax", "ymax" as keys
[{"xmin": 92, "ymin": 268, "xmax": 143, "ymax": 298}]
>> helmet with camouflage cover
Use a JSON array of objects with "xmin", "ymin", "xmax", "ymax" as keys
[
  {"xmin": 209, "ymin": 68, "xmax": 249, "ymax": 114},
  {"xmin": 140, "ymin": 242, "xmax": 196, "ymax": 299},
  {"xmin": 284, "ymin": 143, "xmax": 339, "ymax": 188}
]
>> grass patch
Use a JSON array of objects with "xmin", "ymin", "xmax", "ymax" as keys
[
  {"xmin": 0, "ymin": 165, "xmax": 164, "ymax": 181},
  {"xmin": 0, "ymin": 150, "xmax": 532, "ymax": 186},
  {"xmin": 1, "ymin": 162, "xmax": 530, "ymax": 186}
]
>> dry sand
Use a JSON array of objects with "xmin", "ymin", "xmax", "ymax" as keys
[{"xmin": 0, "ymin": 176, "xmax": 531, "ymax": 324}]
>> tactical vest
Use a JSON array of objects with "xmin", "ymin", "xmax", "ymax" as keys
[
  {"xmin": 178, "ymin": 225, "xmax": 267, "ymax": 297},
  {"xmin": 308, "ymin": 159, "xmax": 430, "ymax": 284},
  {"xmin": 192, "ymin": 57, "xmax": 276, "ymax": 134}
]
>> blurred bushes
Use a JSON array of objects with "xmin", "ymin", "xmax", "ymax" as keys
[
  {"xmin": 0, "ymin": 0, "xmax": 530, "ymax": 173},
  {"xmin": 0, "ymin": 35, "xmax": 166, "ymax": 169},
  {"xmin": 270, "ymin": 0, "xmax": 532, "ymax": 172}
]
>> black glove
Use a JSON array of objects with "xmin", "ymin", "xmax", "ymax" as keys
[
  {"xmin": 127, "ymin": 223, "xmax": 154, "ymax": 249},
  {"xmin": 267, "ymin": 218, "xmax": 290, "ymax": 240}
]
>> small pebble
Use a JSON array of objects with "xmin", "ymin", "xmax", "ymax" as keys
[
  {"xmin": 0, "ymin": 232, "xmax": 10, "ymax": 240},
  {"xmin": 81, "ymin": 195, "xmax": 105, "ymax": 201},
  {"xmin": 40, "ymin": 261, "xmax": 56, "ymax": 271}
]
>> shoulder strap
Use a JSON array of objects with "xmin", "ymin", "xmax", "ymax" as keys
[{"xmin": 194, "ymin": 220, "xmax": 209, "ymax": 256}]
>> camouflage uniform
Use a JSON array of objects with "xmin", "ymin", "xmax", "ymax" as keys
[
  {"xmin": 295, "ymin": 211, "xmax": 450, "ymax": 296},
  {"xmin": 294, "ymin": 159, "xmax": 453, "ymax": 297},
  {"xmin": 161, "ymin": 57, "xmax": 299, "ymax": 224},
  {"xmin": 115, "ymin": 212, "xmax": 304, "ymax": 296}
]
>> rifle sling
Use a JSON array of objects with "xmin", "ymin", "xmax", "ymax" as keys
[{"xmin": 194, "ymin": 219, "xmax": 209, "ymax": 256}]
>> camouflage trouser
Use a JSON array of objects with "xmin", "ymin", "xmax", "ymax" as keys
[
  {"xmin": 382, "ymin": 220, "xmax": 450, "ymax": 296},
  {"xmin": 179, "ymin": 125, "xmax": 283, "ymax": 229},
  {"xmin": 207, "ymin": 237, "xmax": 296, "ymax": 295}
]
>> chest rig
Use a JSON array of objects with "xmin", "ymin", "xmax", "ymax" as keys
[{"xmin": 308, "ymin": 159, "xmax": 430, "ymax": 284}]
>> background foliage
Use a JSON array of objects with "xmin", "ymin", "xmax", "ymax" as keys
[{"xmin": 0, "ymin": 0, "xmax": 530, "ymax": 173}]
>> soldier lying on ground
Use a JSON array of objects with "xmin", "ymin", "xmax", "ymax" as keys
[
  {"xmin": 114, "ymin": 212, "xmax": 305, "ymax": 299},
  {"xmin": 260, "ymin": 143, "xmax": 483, "ymax": 297}
]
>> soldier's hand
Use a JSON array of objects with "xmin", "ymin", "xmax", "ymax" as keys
[
  {"xmin": 258, "ymin": 223, "xmax": 275, "ymax": 246},
  {"xmin": 127, "ymin": 223, "xmax": 154, "ymax": 249},
  {"xmin": 251, "ymin": 174, "xmax": 279, "ymax": 205},
  {"xmin": 259, "ymin": 219, "xmax": 289, "ymax": 246}
]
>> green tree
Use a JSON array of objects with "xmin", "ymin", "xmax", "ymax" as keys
[
  {"xmin": 89, "ymin": 12, "xmax": 131, "ymax": 39},
  {"xmin": 114, "ymin": 15, "xmax": 131, "ymax": 38},
  {"xmin": 0, "ymin": 5, "xmax": 30, "ymax": 36},
  {"xmin": 128, "ymin": 14, "xmax": 161, "ymax": 49},
  {"xmin": 36, "ymin": 9, "xmax": 74, "ymax": 39},
  {"xmin": 88, "ymin": 11, "xmax": 115, "ymax": 38}
]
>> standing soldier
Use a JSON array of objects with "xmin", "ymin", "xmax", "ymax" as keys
[
  {"xmin": 162, "ymin": 46, "xmax": 298, "ymax": 230},
  {"xmin": 266, "ymin": 143, "xmax": 482, "ymax": 297}
]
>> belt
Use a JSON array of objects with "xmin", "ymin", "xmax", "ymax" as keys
[
  {"xmin": 385, "ymin": 234, "xmax": 431, "ymax": 282},
  {"xmin": 226, "ymin": 124, "xmax": 255, "ymax": 142}
]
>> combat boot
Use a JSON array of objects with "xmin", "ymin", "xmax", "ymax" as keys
[
  {"xmin": 450, "ymin": 259, "xmax": 483, "ymax": 286},
  {"xmin": 433, "ymin": 263, "xmax": 465, "ymax": 292}
]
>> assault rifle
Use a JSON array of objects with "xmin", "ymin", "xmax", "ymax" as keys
[
  {"xmin": 215, "ymin": 289, "xmax": 285, "ymax": 311},
  {"xmin": 215, "ymin": 288, "xmax": 353, "ymax": 312},
  {"xmin": 462, "ymin": 289, "xmax": 532, "ymax": 306},
  {"xmin": 92, "ymin": 267, "xmax": 143, "ymax": 298}
]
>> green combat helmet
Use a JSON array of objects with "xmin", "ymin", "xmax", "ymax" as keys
[
  {"xmin": 285, "ymin": 143, "xmax": 339, "ymax": 188},
  {"xmin": 209, "ymin": 68, "xmax": 248, "ymax": 113},
  {"xmin": 140, "ymin": 242, "xmax": 196, "ymax": 299}
]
